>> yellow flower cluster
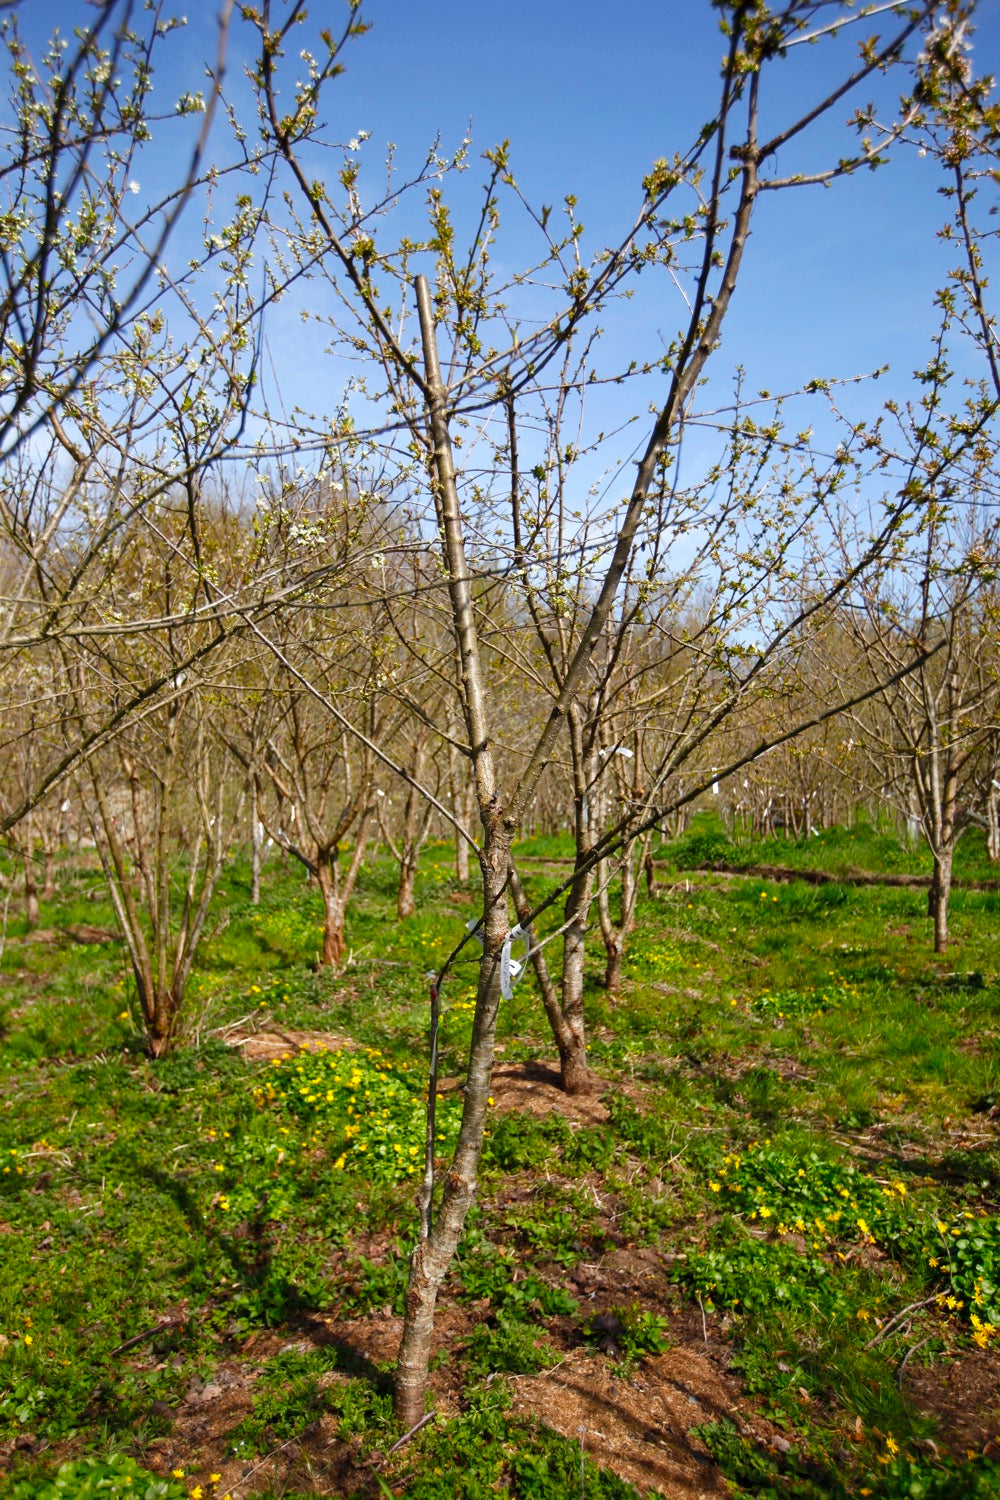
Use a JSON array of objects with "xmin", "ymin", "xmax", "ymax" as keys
[
  {"xmin": 247, "ymin": 1044, "xmax": 459, "ymax": 1185},
  {"xmin": 172, "ymin": 1469, "xmax": 228, "ymax": 1500}
]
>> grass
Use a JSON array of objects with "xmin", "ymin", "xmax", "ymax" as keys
[{"xmin": 0, "ymin": 827, "xmax": 998, "ymax": 1497}]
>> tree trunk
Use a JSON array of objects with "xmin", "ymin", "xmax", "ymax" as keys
[
  {"xmin": 508, "ymin": 859, "xmax": 591, "ymax": 1095},
  {"xmin": 597, "ymin": 836, "xmax": 643, "ymax": 996},
  {"xmin": 397, "ymin": 854, "xmax": 417, "ymax": 919},
  {"xmin": 251, "ymin": 815, "xmax": 263, "ymax": 906},
  {"xmin": 23, "ymin": 857, "xmax": 39, "ymax": 928},
  {"xmin": 557, "ymin": 867, "xmax": 595, "ymax": 1095},
  {"xmin": 987, "ymin": 786, "xmax": 1000, "ymax": 862},
  {"xmin": 42, "ymin": 845, "xmax": 56, "ymax": 900},
  {"xmin": 395, "ymin": 840, "xmax": 510, "ymax": 1427},
  {"xmin": 929, "ymin": 848, "xmax": 953, "ymax": 954},
  {"xmin": 146, "ymin": 989, "xmax": 175, "ymax": 1058},
  {"xmin": 455, "ymin": 830, "xmax": 469, "ymax": 883},
  {"xmin": 453, "ymin": 778, "xmax": 474, "ymax": 883},
  {"xmin": 315, "ymin": 851, "xmax": 346, "ymax": 967},
  {"xmin": 604, "ymin": 939, "xmax": 622, "ymax": 994}
]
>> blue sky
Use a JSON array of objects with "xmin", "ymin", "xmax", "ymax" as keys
[
  {"xmin": 22, "ymin": 2, "xmax": 1000, "ymax": 481},
  {"xmin": 297, "ymin": 1, "xmax": 998, "ymax": 384},
  {"xmin": 251, "ymin": 2, "xmax": 999, "ymax": 459}
]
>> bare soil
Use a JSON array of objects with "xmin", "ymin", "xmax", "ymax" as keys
[{"xmin": 129, "ymin": 1061, "xmax": 794, "ymax": 1497}]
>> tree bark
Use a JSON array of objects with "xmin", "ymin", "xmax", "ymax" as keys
[
  {"xmin": 397, "ymin": 855, "xmax": 417, "ymax": 920},
  {"xmin": 395, "ymin": 838, "xmax": 509, "ymax": 1428},
  {"xmin": 251, "ymin": 809, "xmax": 263, "ymax": 906},
  {"xmin": 929, "ymin": 848, "xmax": 953, "ymax": 954},
  {"xmin": 558, "ymin": 863, "xmax": 595, "ymax": 1095},
  {"xmin": 315, "ymin": 850, "xmax": 346, "ymax": 967},
  {"xmin": 23, "ymin": 858, "xmax": 39, "ymax": 928}
]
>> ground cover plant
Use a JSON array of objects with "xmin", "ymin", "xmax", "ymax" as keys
[{"xmin": 0, "ymin": 825, "xmax": 998, "ymax": 1496}]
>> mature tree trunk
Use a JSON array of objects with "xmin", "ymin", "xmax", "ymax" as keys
[
  {"xmin": 42, "ymin": 843, "xmax": 56, "ymax": 901},
  {"xmin": 313, "ymin": 808, "xmax": 372, "ymax": 969},
  {"xmin": 397, "ymin": 854, "xmax": 417, "ymax": 920},
  {"xmin": 315, "ymin": 852, "xmax": 346, "ymax": 967},
  {"xmin": 146, "ymin": 987, "xmax": 176, "ymax": 1058}
]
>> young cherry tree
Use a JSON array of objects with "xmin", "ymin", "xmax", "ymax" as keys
[
  {"xmin": 250, "ymin": 0, "xmax": 961, "ymax": 1420},
  {"xmin": 0, "ymin": 1, "xmax": 379, "ymax": 833},
  {"xmin": 59, "ymin": 493, "xmax": 258, "ymax": 1054},
  {"xmin": 836, "ymin": 502, "xmax": 1000, "ymax": 951}
]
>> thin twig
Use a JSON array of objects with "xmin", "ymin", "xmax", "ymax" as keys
[
  {"xmin": 865, "ymin": 1296, "xmax": 940, "ymax": 1350},
  {"xmin": 110, "ymin": 1317, "xmax": 183, "ymax": 1356},
  {"xmin": 384, "ymin": 1410, "xmax": 436, "ymax": 1458},
  {"xmin": 897, "ymin": 1336, "xmax": 933, "ymax": 1385},
  {"xmin": 230, "ymin": 1437, "xmax": 300, "ymax": 1493}
]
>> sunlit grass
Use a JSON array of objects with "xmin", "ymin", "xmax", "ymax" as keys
[{"xmin": 1, "ymin": 825, "xmax": 998, "ymax": 1496}]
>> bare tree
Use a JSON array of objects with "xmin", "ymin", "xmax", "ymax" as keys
[
  {"xmin": 251, "ymin": 0, "xmax": 955, "ymax": 1421},
  {"xmin": 837, "ymin": 505, "xmax": 1000, "ymax": 950}
]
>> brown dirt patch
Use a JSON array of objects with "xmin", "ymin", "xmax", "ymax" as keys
[
  {"xmin": 488, "ymin": 1058, "xmax": 611, "ymax": 1126},
  {"xmin": 223, "ymin": 1028, "xmax": 355, "ymax": 1062},
  {"xmin": 510, "ymin": 1343, "xmax": 747, "ymax": 1498},
  {"xmin": 902, "ymin": 1349, "xmax": 1000, "ymax": 1457},
  {"xmin": 140, "ymin": 1309, "xmax": 478, "ymax": 1497}
]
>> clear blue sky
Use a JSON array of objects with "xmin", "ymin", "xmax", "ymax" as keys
[
  {"xmin": 258, "ymin": 2, "xmax": 1000, "ymax": 454},
  {"xmin": 24, "ymin": 2, "xmax": 1000, "ymax": 468},
  {"xmin": 292, "ymin": 1, "xmax": 999, "ymax": 382}
]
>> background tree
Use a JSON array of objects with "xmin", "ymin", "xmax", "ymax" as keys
[{"xmin": 836, "ymin": 502, "xmax": 1000, "ymax": 950}]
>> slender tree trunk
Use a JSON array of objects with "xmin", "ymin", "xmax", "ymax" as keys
[
  {"xmin": 987, "ymin": 785, "xmax": 1000, "ymax": 862},
  {"xmin": 42, "ymin": 842, "xmax": 56, "ymax": 900},
  {"xmin": 396, "ymin": 749, "xmax": 426, "ymax": 918},
  {"xmin": 23, "ymin": 855, "xmax": 39, "ymax": 928},
  {"xmin": 396, "ymin": 837, "xmax": 510, "ymax": 1428},
  {"xmin": 450, "ymin": 750, "xmax": 474, "ymax": 882},
  {"xmin": 397, "ymin": 854, "xmax": 417, "ymax": 919},
  {"xmin": 603, "ymin": 938, "xmax": 622, "ymax": 994},
  {"xmin": 315, "ymin": 850, "xmax": 345, "ymax": 967},
  {"xmin": 396, "ymin": 281, "xmax": 514, "ymax": 1424},
  {"xmin": 507, "ymin": 860, "xmax": 592, "ymax": 1093},
  {"xmin": 454, "ymin": 828, "xmax": 469, "ymax": 883},
  {"xmin": 597, "ymin": 835, "xmax": 644, "ymax": 994},
  {"xmin": 557, "ymin": 861, "xmax": 595, "ymax": 1095},
  {"xmin": 251, "ymin": 812, "xmax": 263, "ymax": 906}
]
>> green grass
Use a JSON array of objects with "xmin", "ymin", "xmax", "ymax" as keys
[{"xmin": 1, "ymin": 829, "xmax": 998, "ymax": 1496}]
